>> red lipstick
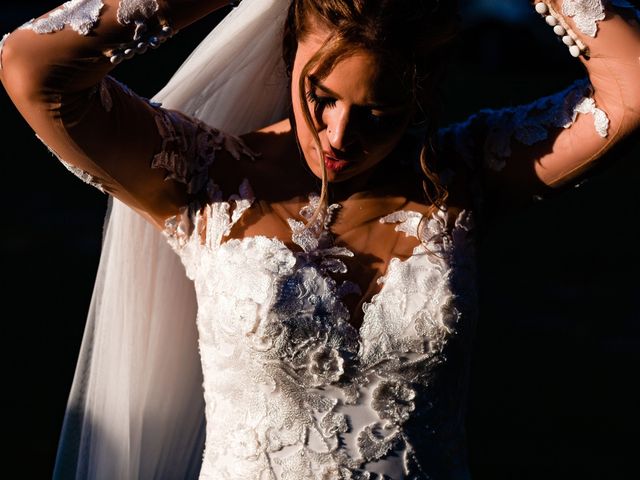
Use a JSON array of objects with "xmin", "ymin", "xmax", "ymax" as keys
[{"xmin": 323, "ymin": 152, "xmax": 352, "ymax": 172}]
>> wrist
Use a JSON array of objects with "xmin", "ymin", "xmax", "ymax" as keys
[{"xmin": 533, "ymin": 1, "xmax": 592, "ymax": 57}]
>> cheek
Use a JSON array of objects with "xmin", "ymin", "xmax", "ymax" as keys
[{"xmin": 363, "ymin": 124, "xmax": 410, "ymax": 158}]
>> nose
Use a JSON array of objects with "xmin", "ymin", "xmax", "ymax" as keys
[{"xmin": 325, "ymin": 106, "xmax": 358, "ymax": 151}]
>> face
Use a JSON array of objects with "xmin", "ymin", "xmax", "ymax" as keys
[{"xmin": 290, "ymin": 25, "xmax": 415, "ymax": 184}]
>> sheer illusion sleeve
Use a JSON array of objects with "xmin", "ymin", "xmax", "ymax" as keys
[
  {"xmin": 438, "ymin": 1, "xmax": 640, "ymax": 208},
  {"xmin": 0, "ymin": 0, "xmax": 254, "ymax": 230}
]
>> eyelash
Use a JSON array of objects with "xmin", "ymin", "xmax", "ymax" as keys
[
  {"xmin": 305, "ymin": 89, "xmax": 393, "ymax": 128},
  {"xmin": 305, "ymin": 89, "xmax": 337, "ymax": 109}
]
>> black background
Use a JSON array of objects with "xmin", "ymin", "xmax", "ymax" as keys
[{"xmin": 1, "ymin": 2, "xmax": 639, "ymax": 479}]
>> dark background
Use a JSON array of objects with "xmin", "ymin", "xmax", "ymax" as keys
[{"xmin": 1, "ymin": 2, "xmax": 638, "ymax": 479}]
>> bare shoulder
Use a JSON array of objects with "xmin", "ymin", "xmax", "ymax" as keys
[{"xmin": 238, "ymin": 118, "xmax": 318, "ymax": 199}]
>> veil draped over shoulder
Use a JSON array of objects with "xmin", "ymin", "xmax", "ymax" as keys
[{"xmin": 53, "ymin": 1, "xmax": 292, "ymax": 478}]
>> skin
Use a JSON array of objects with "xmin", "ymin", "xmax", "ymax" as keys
[
  {"xmin": 229, "ymin": 23, "xmax": 442, "ymax": 329},
  {"xmin": 289, "ymin": 25, "xmax": 416, "ymax": 191}
]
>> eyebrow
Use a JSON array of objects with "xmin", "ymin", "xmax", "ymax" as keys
[{"xmin": 308, "ymin": 75, "xmax": 409, "ymax": 111}]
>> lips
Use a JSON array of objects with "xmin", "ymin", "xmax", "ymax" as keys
[{"xmin": 323, "ymin": 152, "xmax": 352, "ymax": 172}]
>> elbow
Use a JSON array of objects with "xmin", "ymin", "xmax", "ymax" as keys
[
  {"xmin": 1, "ymin": 32, "xmax": 34, "ymax": 105},
  {"xmin": 0, "ymin": 30, "xmax": 55, "ymax": 110}
]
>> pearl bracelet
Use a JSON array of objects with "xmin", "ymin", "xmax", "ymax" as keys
[{"xmin": 534, "ymin": 2, "xmax": 589, "ymax": 58}]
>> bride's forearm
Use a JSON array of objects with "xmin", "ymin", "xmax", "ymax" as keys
[
  {"xmin": 0, "ymin": 0, "xmax": 241, "ymax": 225},
  {"xmin": 0, "ymin": 0, "xmax": 233, "ymax": 95},
  {"xmin": 437, "ymin": 1, "xmax": 640, "ymax": 206},
  {"xmin": 532, "ymin": 0, "xmax": 640, "ymax": 185}
]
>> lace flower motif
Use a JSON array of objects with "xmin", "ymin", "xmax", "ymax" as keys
[
  {"xmin": 287, "ymin": 192, "xmax": 357, "ymax": 277},
  {"xmin": 20, "ymin": 0, "xmax": 104, "ymax": 36},
  {"xmin": 356, "ymin": 424, "xmax": 402, "ymax": 463},
  {"xmin": 116, "ymin": 0, "xmax": 159, "ymax": 26},
  {"xmin": 440, "ymin": 78, "xmax": 609, "ymax": 172},
  {"xmin": 562, "ymin": 0, "xmax": 606, "ymax": 37},
  {"xmin": 289, "ymin": 193, "xmax": 341, "ymax": 252},
  {"xmin": 308, "ymin": 345, "xmax": 345, "ymax": 386},
  {"xmin": 151, "ymin": 106, "xmax": 258, "ymax": 250},
  {"xmin": 371, "ymin": 380, "xmax": 417, "ymax": 426},
  {"xmin": 152, "ymin": 107, "xmax": 257, "ymax": 196},
  {"xmin": 0, "ymin": 33, "xmax": 9, "ymax": 70},
  {"xmin": 264, "ymin": 265, "xmax": 360, "ymax": 380},
  {"xmin": 319, "ymin": 409, "xmax": 349, "ymax": 437}
]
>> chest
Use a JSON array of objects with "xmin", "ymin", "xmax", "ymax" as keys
[
  {"xmin": 182, "ymin": 191, "xmax": 475, "ymax": 347},
  {"xmin": 221, "ymin": 194, "xmax": 466, "ymax": 329},
  {"xmin": 189, "ymin": 203, "xmax": 478, "ymax": 478}
]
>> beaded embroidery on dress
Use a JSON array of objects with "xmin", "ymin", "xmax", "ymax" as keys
[{"xmin": 162, "ymin": 168, "xmax": 478, "ymax": 478}]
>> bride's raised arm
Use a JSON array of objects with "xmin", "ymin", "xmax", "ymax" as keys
[
  {"xmin": 0, "ymin": 0, "xmax": 253, "ymax": 229},
  {"xmin": 439, "ymin": 1, "xmax": 640, "ymax": 207}
]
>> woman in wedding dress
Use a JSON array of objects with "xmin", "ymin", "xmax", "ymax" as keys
[{"xmin": 1, "ymin": 0, "xmax": 639, "ymax": 478}]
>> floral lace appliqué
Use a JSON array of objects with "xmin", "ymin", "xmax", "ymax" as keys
[
  {"xmin": 116, "ymin": 0, "xmax": 160, "ymax": 26},
  {"xmin": 562, "ymin": 0, "xmax": 606, "ymax": 37},
  {"xmin": 19, "ymin": 0, "xmax": 104, "ymax": 36},
  {"xmin": 0, "ymin": 33, "xmax": 9, "ymax": 70},
  {"xmin": 150, "ymin": 102, "xmax": 258, "ymax": 252},
  {"xmin": 164, "ymin": 175, "xmax": 477, "ymax": 477},
  {"xmin": 288, "ymin": 193, "xmax": 342, "ymax": 253},
  {"xmin": 439, "ymin": 78, "xmax": 609, "ymax": 172}
]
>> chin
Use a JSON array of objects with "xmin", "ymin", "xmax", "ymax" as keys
[{"xmin": 328, "ymin": 170, "xmax": 359, "ymax": 183}]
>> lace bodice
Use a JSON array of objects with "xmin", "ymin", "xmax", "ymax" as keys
[
  {"xmin": 164, "ymin": 179, "xmax": 478, "ymax": 479},
  {"xmin": 2, "ymin": 2, "xmax": 639, "ymax": 478}
]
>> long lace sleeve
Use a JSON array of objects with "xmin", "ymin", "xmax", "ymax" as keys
[
  {"xmin": 0, "ymin": 0, "xmax": 249, "ymax": 229},
  {"xmin": 438, "ymin": 1, "xmax": 640, "ymax": 207}
]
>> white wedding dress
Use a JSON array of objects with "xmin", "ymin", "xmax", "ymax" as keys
[
  {"xmin": 158, "ymin": 148, "xmax": 477, "ymax": 478},
  {"xmin": 2, "ymin": 0, "xmax": 638, "ymax": 478}
]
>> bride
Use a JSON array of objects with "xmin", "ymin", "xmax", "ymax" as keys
[{"xmin": 1, "ymin": 0, "xmax": 639, "ymax": 478}]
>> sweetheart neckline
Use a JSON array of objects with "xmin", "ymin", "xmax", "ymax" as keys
[
  {"xmin": 166, "ymin": 182, "xmax": 471, "ymax": 340},
  {"xmin": 217, "ymin": 222, "xmax": 430, "ymax": 339}
]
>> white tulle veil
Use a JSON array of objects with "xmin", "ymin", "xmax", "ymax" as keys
[{"xmin": 53, "ymin": 1, "xmax": 292, "ymax": 478}]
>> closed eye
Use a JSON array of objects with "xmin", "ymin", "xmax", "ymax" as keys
[{"xmin": 306, "ymin": 89, "xmax": 337, "ymax": 109}]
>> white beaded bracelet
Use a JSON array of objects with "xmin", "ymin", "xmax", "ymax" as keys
[{"xmin": 534, "ymin": 2, "xmax": 589, "ymax": 58}]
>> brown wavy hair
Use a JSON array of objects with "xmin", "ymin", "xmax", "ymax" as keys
[{"xmin": 282, "ymin": 0, "xmax": 461, "ymax": 230}]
